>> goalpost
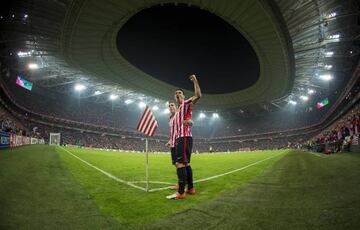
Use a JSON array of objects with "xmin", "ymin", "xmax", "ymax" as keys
[{"xmin": 49, "ymin": 133, "xmax": 61, "ymax": 145}]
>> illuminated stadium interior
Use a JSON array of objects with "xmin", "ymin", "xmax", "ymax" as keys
[{"xmin": 0, "ymin": 0, "xmax": 359, "ymax": 229}]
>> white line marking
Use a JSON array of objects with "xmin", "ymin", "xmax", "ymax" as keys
[
  {"xmin": 194, "ymin": 153, "xmax": 283, "ymax": 183},
  {"xmin": 59, "ymin": 146, "xmax": 147, "ymax": 192},
  {"xmin": 307, "ymin": 151, "xmax": 325, "ymax": 158},
  {"xmin": 60, "ymin": 147, "xmax": 285, "ymax": 193},
  {"xmin": 149, "ymin": 152, "xmax": 285, "ymax": 192},
  {"xmin": 129, "ymin": 181, "xmax": 174, "ymax": 185},
  {"xmin": 149, "ymin": 186, "xmax": 173, "ymax": 192}
]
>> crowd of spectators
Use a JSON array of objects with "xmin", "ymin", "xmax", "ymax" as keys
[
  {"xmin": 1, "ymin": 83, "xmax": 358, "ymax": 153},
  {"xmin": 1, "ymin": 59, "xmax": 359, "ymax": 153},
  {"xmin": 0, "ymin": 74, "xmax": 331, "ymax": 139},
  {"xmin": 0, "ymin": 75, "xmax": 357, "ymax": 153},
  {"xmin": 197, "ymin": 134, "xmax": 310, "ymax": 152},
  {"xmin": 27, "ymin": 122, "xmax": 308, "ymax": 152},
  {"xmin": 0, "ymin": 103, "xmax": 28, "ymax": 136},
  {"xmin": 307, "ymin": 104, "xmax": 359, "ymax": 153}
]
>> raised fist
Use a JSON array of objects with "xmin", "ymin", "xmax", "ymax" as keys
[{"xmin": 189, "ymin": 74, "xmax": 197, "ymax": 82}]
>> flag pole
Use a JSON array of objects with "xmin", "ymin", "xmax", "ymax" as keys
[{"xmin": 145, "ymin": 137, "xmax": 149, "ymax": 192}]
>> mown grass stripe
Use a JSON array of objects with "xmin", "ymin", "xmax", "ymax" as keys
[
  {"xmin": 148, "ymin": 152, "xmax": 285, "ymax": 192},
  {"xmin": 59, "ymin": 146, "xmax": 147, "ymax": 192}
]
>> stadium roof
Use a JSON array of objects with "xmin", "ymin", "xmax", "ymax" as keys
[
  {"xmin": 0, "ymin": 0, "xmax": 358, "ymax": 113},
  {"xmin": 60, "ymin": 0, "xmax": 293, "ymax": 109}
]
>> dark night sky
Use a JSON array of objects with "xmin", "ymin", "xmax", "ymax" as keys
[{"xmin": 117, "ymin": 4, "xmax": 260, "ymax": 94}]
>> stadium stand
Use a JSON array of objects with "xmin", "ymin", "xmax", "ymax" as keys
[
  {"xmin": 0, "ymin": 59, "xmax": 359, "ymax": 152},
  {"xmin": 307, "ymin": 104, "xmax": 360, "ymax": 153}
]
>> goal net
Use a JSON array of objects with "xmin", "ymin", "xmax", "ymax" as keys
[{"xmin": 49, "ymin": 133, "xmax": 61, "ymax": 145}]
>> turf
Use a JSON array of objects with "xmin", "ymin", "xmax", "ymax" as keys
[
  {"xmin": 1, "ymin": 145, "xmax": 359, "ymax": 229},
  {"xmin": 144, "ymin": 151, "xmax": 360, "ymax": 230},
  {"xmin": 55, "ymin": 146, "xmax": 286, "ymax": 226},
  {"xmin": 0, "ymin": 145, "xmax": 117, "ymax": 229}
]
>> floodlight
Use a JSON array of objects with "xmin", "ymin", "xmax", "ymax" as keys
[
  {"xmin": 109, "ymin": 94, "xmax": 118, "ymax": 100},
  {"xmin": 28, "ymin": 63, "xmax": 39, "ymax": 69},
  {"xmin": 325, "ymin": 51, "xmax": 334, "ymax": 57},
  {"xmin": 324, "ymin": 65, "xmax": 332, "ymax": 70},
  {"xmin": 319, "ymin": 74, "xmax": 333, "ymax": 81},
  {"xmin": 74, "ymin": 84, "xmax": 86, "ymax": 91},
  {"xmin": 138, "ymin": 101, "xmax": 146, "ymax": 108},
  {"xmin": 300, "ymin": 95, "xmax": 309, "ymax": 101},
  {"xmin": 125, "ymin": 99, "xmax": 133, "ymax": 104},
  {"xmin": 199, "ymin": 112, "xmax": 206, "ymax": 119}
]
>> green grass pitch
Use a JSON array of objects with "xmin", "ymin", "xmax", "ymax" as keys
[
  {"xmin": 56, "ymin": 146, "xmax": 287, "ymax": 225},
  {"xmin": 1, "ymin": 145, "xmax": 360, "ymax": 229}
]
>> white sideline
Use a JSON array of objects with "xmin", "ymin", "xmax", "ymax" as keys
[
  {"xmin": 307, "ymin": 151, "xmax": 326, "ymax": 158},
  {"xmin": 148, "ymin": 152, "xmax": 284, "ymax": 192},
  {"xmin": 59, "ymin": 146, "xmax": 147, "ymax": 192}
]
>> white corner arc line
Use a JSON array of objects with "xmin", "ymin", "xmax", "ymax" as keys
[
  {"xmin": 194, "ymin": 153, "xmax": 282, "ymax": 183},
  {"xmin": 149, "ymin": 186, "xmax": 173, "ymax": 192},
  {"xmin": 129, "ymin": 181, "xmax": 174, "ymax": 185},
  {"xmin": 59, "ymin": 147, "xmax": 147, "ymax": 192},
  {"xmin": 149, "ymin": 152, "xmax": 284, "ymax": 192}
]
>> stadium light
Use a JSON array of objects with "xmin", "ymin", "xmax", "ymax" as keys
[
  {"xmin": 138, "ymin": 101, "xmax": 146, "ymax": 108},
  {"xmin": 324, "ymin": 65, "xmax": 333, "ymax": 70},
  {"xmin": 74, "ymin": 84, "xmax": 86, "ymax": 91},
  {"xmin": 325, "ymin": 51, "xmax": 334, "ymax": 57},
  {"xmin": 17, "ymin": 51, "xmax": 31, "ymax": 57},
  {"xmin": 154, "ymin": 99, "xmax": 159, "ymax": 103},
  {"xmin": 152, "ymin": 105, "xmax": 159, "ymax": 111},
  {"xmin": 325, "ymin": 12, "xmax": 336, "ymax": 19},
  {"xmin": 125, "ymin": 99, "xmax": 133, "ymax": 104},
  {"xmin": 199, "ymin": 112, "xmax": 206, "ymax": 119},
  {"xmin": 163, "ymin": 108, "xmax": 170, "ymax": 114},
  {"xmin": 94, "ymin": 90, "xmax": 102, "ymax": 95},
  {"xmin": 319, "ymin": 74, "xmax": 333, "ymax": 81},
  {"xmin": 289, "ymin": 100, "xmax": 297, "ymax": 105},
  {"xmin": 329, "ymin": 34, "xmax": 340, "ymax": 39},
  {"xmin": 329, "ymin": 34, "xmax": 340, "ymax": 41},
  {"xmin": 212, "ymin": 113, "xmax": 219, "ymax": 119},
  {"xmin": 109, "ymin": 94, "xmax": 118, "ymax": 100},
  {"xmin": 300, "ymin": 95, "xmax": 309, "ymax": 101},
  {"xmin": 28, "ymin": 63, "xmax": 39, "ymax": 69},
  {"xmin": 307, "ymin": 89, "xmax": 315, "ymax": 95}
]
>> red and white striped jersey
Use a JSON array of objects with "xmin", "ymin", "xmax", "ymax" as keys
[
  {"xmin": 175, "ymin": 98, "xmax": 193, "ymax": 138},
  {"xmin": 169, "ymin": 114, "xmax": 177, "ymax": 147}
]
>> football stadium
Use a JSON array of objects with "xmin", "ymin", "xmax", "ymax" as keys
[{"xmin": 0, "ymin": 0, "xmax": 360, "ymax": 229}]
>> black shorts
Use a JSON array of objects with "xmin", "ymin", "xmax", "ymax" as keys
[
  {"xmin": 175, "ymin": 137, "xmax": 193, "ymax": 164},
  {"xmin": 170, "ymin": 147, "xmax": 176, "ymax": 165}
]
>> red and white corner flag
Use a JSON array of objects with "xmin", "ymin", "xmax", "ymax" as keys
[{"xmin": 136, "ymin": 106, "xmax": 158, "ymax": 136}]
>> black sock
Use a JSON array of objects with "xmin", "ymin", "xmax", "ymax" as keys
[
  {"xmin": 186, "ymin": 165, "xmax": 193, "ymax": 189},
  {"xmin": 177, "ymin": 167, "xmax": 187, "ymax": 194}
]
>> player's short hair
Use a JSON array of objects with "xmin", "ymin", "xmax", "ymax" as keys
[
  {"xmin": 175, "ymin": 88, "xmax": 184, "ymax": 94},
  {"xmin": 168, "ymin": 100, "xmax": 176, "ymax": 106}
]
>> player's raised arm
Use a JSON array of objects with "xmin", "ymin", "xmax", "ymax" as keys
[{"xmin": 189, "ymin": 74, "xmax": 201, "ymax": 105}]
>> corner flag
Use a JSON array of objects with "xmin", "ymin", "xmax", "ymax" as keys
[{"xmin": 136, "ymin": 106, "xmax": 158, "ymax": 136}]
